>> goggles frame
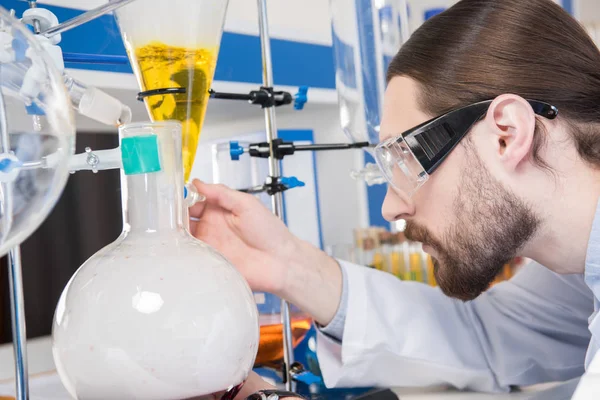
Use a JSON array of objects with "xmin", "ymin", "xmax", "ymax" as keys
[{"xmin": 374, "ymin": 99, "xmax": 558, "ymax": 197}]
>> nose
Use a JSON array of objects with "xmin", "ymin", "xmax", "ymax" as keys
[{"xmin": 382, "ymin": 186, "xmax": 415, "ymax": 221}]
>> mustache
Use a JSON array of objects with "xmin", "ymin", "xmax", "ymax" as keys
[{"xmin": 404, "ymin": 221, "xmax": 436, "ymax": 246}]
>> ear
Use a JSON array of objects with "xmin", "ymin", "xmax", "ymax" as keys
[{"xmin": 483, "ymin": 94, "xmax": 536, "ymax": 171}]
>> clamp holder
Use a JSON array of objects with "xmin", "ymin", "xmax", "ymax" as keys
[
  {"xmin": 209, "ymin": 85, "xmax": 309, "ymax": 110},
  {"xmin": 240, "ymin": 176, "xmax": 305, "ymax": 196},
  {"xmin": 229, "ymin": 139, "xmax": 371, "ymax": 161}
]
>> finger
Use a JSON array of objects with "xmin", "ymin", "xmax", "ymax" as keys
[
  {"xmin": 189, "ymin": 195, "xmax": 208, "ymax": 220},
  {"xmin": 189, "ymin": 219, "xmax": 198, "ymax": 236},
  {"xmin": 192, "ymin": 179, "xmax": 255, "ymax": 214}
]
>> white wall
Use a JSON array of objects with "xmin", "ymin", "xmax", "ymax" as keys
[{"xmin": 578, "ymin": 0, "xmax": 600, "ymax": 23}]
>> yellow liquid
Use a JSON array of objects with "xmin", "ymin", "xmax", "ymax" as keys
[
  {"xmin": 390, "ymin": 252, "xmax": 405, "ymax": 280},
  {"xmin": 426, "ymin": 255, "xmax": 437, "ymax": 286},
  {"xmin": 409, "ymin": 253, "xmax": 424, "ymax": 282},
  {"xmin": 372, "ymin": 252, "xmax": 386, "ymax": 271},
  {"xmin": 132, "ymin": 42, "xmax": 217, "ymax": 181}
]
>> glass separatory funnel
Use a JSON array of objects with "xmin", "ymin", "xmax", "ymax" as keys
[
  {"xmin": 0, "ymin": 7, "xmax": 75, "ymax": 256},
  {"xmin": 111, "ymin": 0, "xmax": 229, "ymax": 182},
  {"xmin": 52, "ymin": 121, "xmax": 259, "ymax": 400},
  {"xmin": 329, "ymin": 0, "xmax": 406, "ymax": 148}
]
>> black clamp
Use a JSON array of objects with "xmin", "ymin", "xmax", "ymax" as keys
[
  {"xmin": 231, "ymin": 139, "xmax": 371, "ymax": 161},
  {"xmin": 209, "ymin": 87, "xmax": 293, "ymax": 108},
  {"xmin": 136, "ymin": 86, "xmax": 309, "ymax": 110},
  {"xmin": 240, "ymin": 176, "xmax": 305, "ymax": 196},
  {"xmin": 137, "ymin": 87, "xmax": 186, "ymax": 101}
]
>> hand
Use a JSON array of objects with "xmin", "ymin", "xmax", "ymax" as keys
[
  {"xmin": 189, "ymin": 180, "xmax": 299, "ymax": 295},
  {"xmin": 233, "ymin": 371, "xmax": 275, "ymax": 400},
  {"xmin": 189, "ymin": 180, "xmax": 344, "ymax": 326}
]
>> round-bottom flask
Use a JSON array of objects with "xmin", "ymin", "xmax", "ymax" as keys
[{"xmin": 52, "ymin": 122, "xmax": 259, "ymax": 400}]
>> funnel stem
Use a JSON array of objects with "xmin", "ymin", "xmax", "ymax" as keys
[
  {"xmin": 42, "ymin": 0, "xmax": 138, "ymax": 38},
  {"xmin": 257, "ymin": 0, "xmax": 295, "ymax": 391}
]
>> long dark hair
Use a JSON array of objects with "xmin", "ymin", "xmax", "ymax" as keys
[{"xmin": 387, "ymin": 0, "xmax": 600, "ymax": 168}]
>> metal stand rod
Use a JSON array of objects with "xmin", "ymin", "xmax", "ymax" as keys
[
  {"xmin": 8, "ymin": 247, "xmax": 28, "ymax": 400},
  {"xmin": 256, "ymin": 0, "xmax": 295, "ymax": 391},
  {"xmin": 1, "ymin": 60, "xmax": 26, "ymax": 400},
  {"xmin": 295, "ymin": 142, "xmax": 371, "ymax": 151}
]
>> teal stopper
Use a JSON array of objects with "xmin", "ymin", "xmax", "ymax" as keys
[{"xmin": 121, "ymin": 135, "xmax": 162, "ymax": 175}]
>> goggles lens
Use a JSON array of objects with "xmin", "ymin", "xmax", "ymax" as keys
[{"xmin": 374, "ymin": 136, "xmax": 429, "ymax": 197}]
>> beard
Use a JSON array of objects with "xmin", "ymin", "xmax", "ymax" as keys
[{"xmin": 404, "ymin": 149, "xmax": 540, "ymax": 301}]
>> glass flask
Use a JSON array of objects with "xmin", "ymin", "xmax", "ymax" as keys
[
  {"xmin": 329, "ymin": 0, "xmax": 407, "ymax": 147},
  {"xmin": 210, "ymin": 142, "xmax": 312, "ymax": 368},
  {"xmin": 52, "ymin": 122, "xmax": 259, "ymax": 400},
  {"xmin": 111, "ymin": 0, "xmax": 230, "ymax": 182},
  {"xmin": 0, "ymin": 7, "xmax": 75, "ymax": 256}
]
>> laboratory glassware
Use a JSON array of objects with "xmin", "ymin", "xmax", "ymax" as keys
[
  {"xmin": 0, "ymin": 7, "xmax": 75, "ymax": 257},
  {"xmin": 110, "ymin": 0, "xmax": 230, "ymax": 182},
  {"xmin": 52, "ymin": 121, "xmax": 259, "ymax": 400},
  {"xmin": 329, "ymin": 0, "xmax": 408, "ymax": 148}
]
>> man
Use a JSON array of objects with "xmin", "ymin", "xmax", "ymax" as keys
[{"xmin": 190, "ymin": 0, "xmax": 600, "ymax": 397}]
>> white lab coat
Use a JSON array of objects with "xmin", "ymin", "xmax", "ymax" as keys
[{"xmin": 315, "ymin": 260, "xmax": 594, "ymax": 393}]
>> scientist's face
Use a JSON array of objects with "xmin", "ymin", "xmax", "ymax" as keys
[{"xmin": 380, "ymin": 77, "xmax": 539, "ymax": 301}]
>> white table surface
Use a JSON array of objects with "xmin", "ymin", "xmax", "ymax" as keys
[{"xmin": 0, "ymin": 336, "xmax": 575, "ymax": 399}]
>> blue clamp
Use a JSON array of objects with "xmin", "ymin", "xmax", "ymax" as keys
[
  {"xmin": 280, "ymin": 176, "xmax": 305, "ymax": 189},
  {"xmin": 294, "ymin": 86, "xmax": 308, "ymax": 110},
  {"xmin": 0, "ymin": 158, "xmax": 21, "ymax": 173},
  {"xmin": 25, "ymin": 102, "xmax": 45, "ymax": 116},
  {"xmin": 230, "ymin": 141, "xmax": 244, "ymax": 161},
  {"xmin": 291, "ymin": 370, "xmax": 323, "ymax": 386}
]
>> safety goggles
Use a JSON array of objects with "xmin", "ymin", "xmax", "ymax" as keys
[{"xmin": 374, "ymin": 99, "xmax": 558, "ymax": 198}]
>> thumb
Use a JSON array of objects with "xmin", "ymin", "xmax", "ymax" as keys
[{"xmin": 190, "ymin": 179, "xmax": 255, "ymax": 215}]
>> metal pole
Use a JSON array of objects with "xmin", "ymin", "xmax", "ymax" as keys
[
  {"xmin": 256, "ymin": 0, "xmax": 295, "ymax": 391},
  {"xmin": 8, "ymin": 247, "xmax": 28, "ymax": 400},
  {"xmin": 0, "ymin": 75, "xmax": 27, "ymax": 400}
]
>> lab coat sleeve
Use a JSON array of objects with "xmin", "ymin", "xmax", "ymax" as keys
[
  {"xmin": 318, "ymin": 261, "xmax": 349, "ymax": 341},
  {"xmin": 316, "ymin": 260, "xmax": 594, "ymax": 393}
]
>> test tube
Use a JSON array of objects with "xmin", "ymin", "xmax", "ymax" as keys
[
  {"xmin": 353, "ymin": 228, "xmax": 365, "ymax": 266},
  {"xmin": 408, "ymin": 242, "xmax": 424, "ymax": 282},
  {"xmin": 363, "ymin": 238, "xmax": 376, "ymax": 268},
  {"xmin": 374, "ymin": 231, "xmax": 391, "ymax": 272},
  {"xmin": 391, "ymin": 232, "xmax": 406, "ymax": 280},
  {"xmin": 426, "ymin": 254, "xmax": 437, "ymax": 286}
]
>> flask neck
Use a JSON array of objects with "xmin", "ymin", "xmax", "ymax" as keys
[
  {"xmin": 118, "ymin": 122, "xmax": 185, "ymax": 235},
  {"xmin": 121, "ymin": 173, "xmax": 184, "ymax": 234}
]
